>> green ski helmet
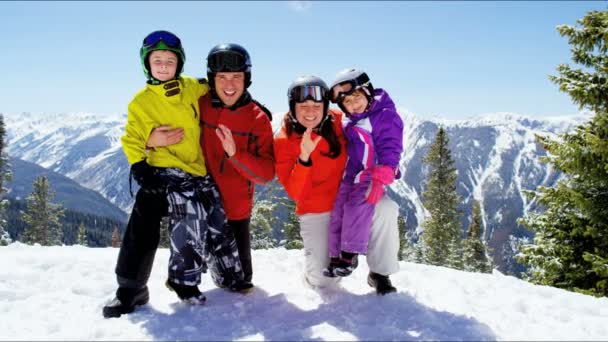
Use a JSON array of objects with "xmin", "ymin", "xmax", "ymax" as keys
[{"xmin": 140, "ymin": 30, "xmax": 186, "ymax": 83}]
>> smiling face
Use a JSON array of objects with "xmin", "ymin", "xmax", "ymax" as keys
[
  {"xmin": 149, "ymin": 50, "xmax": 178, "ymax": 82},
  {"xmin": 214, "ymin": 72, "xmax": 245, "ymax": 107},
  {"xmin": 340, "ymin": 89, "xmax": 369, "ymax": 115},
  {"xmin": 294, "ymin": 100, "xmax": 324, "ymax": 129}
]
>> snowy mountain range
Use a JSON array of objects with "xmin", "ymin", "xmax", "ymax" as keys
[{"xmin": 2, "ymin": 110, "xmax": 590, "ymax": 274}]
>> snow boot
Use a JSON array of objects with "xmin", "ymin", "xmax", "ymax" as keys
[
  {"xmin": 212, "ymin": 275, "xmax": 255, "ymax": 294},
  {"xmin": 367, "ymin": 272, "xmax": 397, "ymax": 295},
  {"xmin": 228, "ymin": 280, "xmax": 255, "ymax": 294},
  {"xmin": 165, "ymin": 279, "xmax": 207, "ymax": 305},
  {"xmin": 322, "ymin": 257, "xmax": 341, "ymax": 278},
  {"xmin": 333, "ymin": 252, "xmax": 359, "ymax": 277},
  {"xmin": 102, "ymin": 286, "xmax": 150, "ymax": 318}
]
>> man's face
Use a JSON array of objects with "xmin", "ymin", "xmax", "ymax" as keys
[{"xmin": 214, "ymin": 72, "xmax": 245, "ymax": 107}]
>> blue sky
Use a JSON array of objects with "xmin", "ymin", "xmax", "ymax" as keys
[{"xmin": 1, "ymin": 1, "xmax": 606, "ymax": 119}]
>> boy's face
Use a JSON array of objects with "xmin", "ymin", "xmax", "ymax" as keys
[
  {"xmin": 295, "ymin": 100, "xmax": 324, "ymax": 130},
  {"xmin": 214, "ymin": 72, "xmax": 245, "ymax": 107},
  {"xmin": 149, "ymin": 50, "xmax": 178, "ymax": 82},
  {"xmin": 341, "ymin": 89, "xmax": 368, "ymax": 115}
]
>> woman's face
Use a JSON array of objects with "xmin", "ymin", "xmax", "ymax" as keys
[
  {"xmin": 149, "ymin": 50, "xmax": 178, "ymax": 82},
  {"xmin": 294, "ymin": 100, "xmax": 324, "ymax": 129},
  {"xmin": 341, "ymin": 89, "xmax": 369, "ymax": 115}
]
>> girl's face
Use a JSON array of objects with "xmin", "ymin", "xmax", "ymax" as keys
[
  {"xmin": 149, "ymin": 50, "xmax": 178, "ymax": 82},
  {"xmin": 341, "ymin": 89, "xmax": 368, "ymax": 114},
  {"xmin": 295, "ymin": 100, "xmax": 324, "ymax": 129}
]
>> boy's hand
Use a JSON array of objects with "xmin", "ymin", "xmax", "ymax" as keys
[
  {"xmin": 131, "ymin": 160, "xmax": 165, "ymax": 194},
  {"xmin": 147, "ymin": 125, "xmax": 184, "ymax": 148},
  {"xmin": 216, "ymin": 124, "xmax": 236, "ymax": 157}
]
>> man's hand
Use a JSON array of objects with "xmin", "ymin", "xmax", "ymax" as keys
[
  {"xmin": 216, "ymin": 124, "xmax": 236, "ymax": 157},
  {"xmin": 147, "ymin": 125, "xmax": 184, "ymax": 148},
  {"xmin": 299, "ymin": 127, "xmax": 322, "ymax": 162}
]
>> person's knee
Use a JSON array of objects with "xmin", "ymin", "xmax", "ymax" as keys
[{"xmin": 374, "ymin": 196, "xmax": 398, "ymax": 218}]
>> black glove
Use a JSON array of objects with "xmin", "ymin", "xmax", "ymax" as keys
[{"xmin": 131, "ymin": 160, "xmax": 165, "ymax": 194}]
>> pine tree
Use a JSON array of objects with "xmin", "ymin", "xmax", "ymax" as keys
[
  {"xmin": 282, "ymin": 197, "xmax": 303, "ymax": 249},
  {"xmin": 250, "ymin": 199, "xmax": 277, "ymax": 249},
  {"xmin": 0, "ymin": 114, "xmax": 12, "ymax": 246},
  {"xmin": 420, "ymin": 127, "xmax": 463, "ymax": 269},
  {"xmin": 398, "ymin": 214, "xmax": 416, "ymax": 261},
  {"xmin": 111, "ymin": 225, "xmax": 120, "ymax": 248},
  {"xmin": 21, "ymin": 176, "xmax": 64, "ymax": 245},
  {"xmin": 76, "ymin": 222, "xmax": 88, "ymax": 246},
  {"xmin": 463, "ymin": 201, "xmax": 493, "ymax": 273},
  {"xmin": 517, "ymin": 10, "xmax": 608, "ymax": 297}
]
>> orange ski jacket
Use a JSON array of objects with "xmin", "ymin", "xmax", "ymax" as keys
[{"xmin": 274, "ymin": 110, "xmax": 348, "ymax": 215}]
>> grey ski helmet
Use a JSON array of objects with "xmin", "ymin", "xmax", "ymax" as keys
[{"xmin": 329, "ymin": 68, "xmax": 374, "ymax": 114}]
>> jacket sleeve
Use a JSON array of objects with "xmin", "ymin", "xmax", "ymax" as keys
[
  {"xmin": 121, "ymin": 100, "xmax": 152, "ymax": 165},
  {"xmin": 373, "ymin": 109, "xmax": 404, "ymax": 172},
  {"xmin": 194, "ymin": 78, "xmax": 210, "ymax": 98},
  {"xmin": 273, "ymin": 135, "xmax": 313, "ymax": 202},
  {"xmin": 227, "ymin": 111, "xmax": 275, "ymax": 184}
]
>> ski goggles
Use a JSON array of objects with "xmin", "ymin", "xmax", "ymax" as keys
[
  {"xmin": 143, "ymin": 31, "xmax": 182, "ymax": 50},
  {"xmin": 208, "ymin": 51, "xmax": 249, "ymax": 72},
  {"xmin": 290, "ymin": 85, "xmax": 328, "ymax": 103},
  {"xmin": 329, "ymin": 73, "xmax": 371, "ymax": 103}
]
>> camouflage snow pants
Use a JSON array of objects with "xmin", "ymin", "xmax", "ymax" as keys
[{"xmin": 161, "ymin": 168, "xmax": 244, "ymax": 287}]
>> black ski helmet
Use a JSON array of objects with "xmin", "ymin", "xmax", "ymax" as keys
[
  {"xmin": 206, "ymin": 43, "xmax": 252, "ymax": 89},
  {"xmin": 287, "ymin": 75, "xmax": 330, "ymax": 131},
  {"xmin": 140, "ymin": 30, "xmax": 186, "ymax": 84},
  {"xmin": 329, "ymin": 68, "xmax": 374, "ymax": 114}
]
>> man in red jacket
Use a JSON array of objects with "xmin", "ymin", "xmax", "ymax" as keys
[
  {"xmin": 200, "ymin": 43, "xmax": 275, "ymax": 287},
  {"xmin": 151, "ymin": 43, "xmax": 274, "ymax": 288}
]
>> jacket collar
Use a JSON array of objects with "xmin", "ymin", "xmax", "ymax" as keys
[{"xmin": 146, "ymin": 77, "xmax": 183, "ymax": 98}]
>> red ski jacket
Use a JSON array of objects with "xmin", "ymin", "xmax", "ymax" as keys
[{"xmin": 199, "ymin": 93, "xmax": 275, "ymax": 220}]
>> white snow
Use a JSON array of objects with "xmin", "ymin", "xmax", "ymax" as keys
[{"xmin": 1, "ymin": 242, "xmax": 607, "ymax": 341}]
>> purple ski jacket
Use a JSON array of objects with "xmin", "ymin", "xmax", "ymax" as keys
[
  {"xmin": 328, "ymin": 88, "xmax": 404, "ymax": 257},
  {"xmin": 342, "ymin": 88, "xmax": 403, "ymax": 184}
]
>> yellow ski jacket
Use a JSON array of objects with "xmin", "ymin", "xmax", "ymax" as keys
[{"xmin": 121, "ymin": 76, "xmax": 209, "ymax": 177}]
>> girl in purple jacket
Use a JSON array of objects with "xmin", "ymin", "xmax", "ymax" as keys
[{"xmin": 323, "ymin": 69, "xmax": 404, "ymax": 278}]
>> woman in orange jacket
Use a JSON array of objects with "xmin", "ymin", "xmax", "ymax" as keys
[{"xmin": 274, "ymin": 75, "xmax": 400, "ymax": 294}]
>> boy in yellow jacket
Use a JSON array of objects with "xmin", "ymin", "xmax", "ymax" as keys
[{"xmin": 103, "ymin": 30, "xmax": 249, "ymax": 318}]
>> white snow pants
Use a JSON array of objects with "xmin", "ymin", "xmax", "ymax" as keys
[{"xmin": 298, "ymin": 195, "xmax": 400, "ymax": 288}]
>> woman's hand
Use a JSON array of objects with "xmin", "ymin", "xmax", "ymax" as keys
[
  {"xmin": 147, "ymin": 126, "xmax": 184, "ymax": 148},
  {"xmin": 215, "ymin": 124, "xmax": 236, "ymax": 157},
  {"xmin": 299, "ymin": 127, "xmax": 322, "ymax": 162}
]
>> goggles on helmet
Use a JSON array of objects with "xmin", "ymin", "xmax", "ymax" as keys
[
  {"xmin": 143, "ymin": 31, "xmax": 182, "ymax": 50},
  {"xmin": 329, "ymin": 72, "xmax": 371, "ymax": 103},
  {"xmin": 290, "ymin": 85, "xmax": 327, "ymax": 103},
  {"xmin": 208, "ymin": 51, "xmax": 249, "ymax": 72}
]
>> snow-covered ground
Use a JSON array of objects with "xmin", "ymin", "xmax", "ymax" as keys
[{"xmin": 1, "ymin": 243, "xmax": 606, "ymax": 341}]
